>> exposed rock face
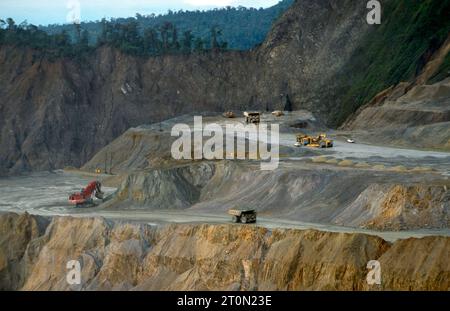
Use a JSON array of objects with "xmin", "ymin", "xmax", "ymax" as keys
[
  {"xmin": 341, "ymin": 36, "xmax": 450, "ymax": 151},
  {"xmin": 98, "ymin": 156, "xmax": 449, "ymax": 230},
  {"xmin": 334, "ymin": 184, "xmax": 450, "ymax": 230},
  {"xmin": 1, "ymin": 1, "xmax": 450, "ymax": 174},
  {"xmin": 115, "ymin": 163, "xmax": 215, "ymax": 209},
  {"xmin": 376, "ymin": 236, "xmax": 450, "ymax": 291},
  {"xmin": 255, "ymin": 0, "xmax": 370, "ymax": 116},
  {"xmin": 82, "ymin": 126, "xmax": 173, "ymax": 173},
  {"xmin": 1, "ymin": 213, "xmax": 448, "ymax": 291},
  {"xmin": 341, "ymin": 78, "xmax": 450, "ymax": 150},
  {"xmin": 0, "ymin": 0, "xmax": 373, "ymax": 175},
  {"xmin": 0, "ymin": 213, "xmax": 48, "ymax": 290},
  {"xmin": 0, "ymin": 47, "xmax": 255, "ymax": 175}
]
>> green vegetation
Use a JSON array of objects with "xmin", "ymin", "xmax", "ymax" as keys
[
  {"xmin": 97, "ymin": 19, "xmax": 227, "ymax": 56},
  {"xmin": 42, "ymin": 1, "xmax": 293, "ymax": 50},
  {"xmin": 333, "ymin": 0, "xmax": 450, "ymax": 126},
  {"xmin": 0, "ymin": 18, "xmax": 92, "ymax": 60},
  {"xmin": 0, "ymin": 18, "xmax": 227, "ymax": 59},
  {"xmin": 1, "ymin": 0, "xmax": 447, "ymax": 129},
  {"xmin": 0, "ymin": 1, "xmax": 293, "ymax": 59}
]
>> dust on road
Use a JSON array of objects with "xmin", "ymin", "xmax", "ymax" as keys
[{"xmin": 0, "ymin": 170, "xmax": 449, "ymax": 243}]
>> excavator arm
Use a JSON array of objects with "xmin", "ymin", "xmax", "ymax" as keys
[{"xmin": 68, "ymin": 181, "xmax": 104, "ymax": 207}]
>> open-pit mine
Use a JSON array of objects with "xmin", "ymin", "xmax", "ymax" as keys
[{"xmin": 1, "ymin": 0, "xmax": 449, "ymax": 292}]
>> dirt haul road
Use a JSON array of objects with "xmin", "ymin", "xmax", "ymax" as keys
[
  {"xmin": 183, "ymin": 114, "xmax": 450, "ymax": 174},
  {"xmin": 0, "ymin": 170, "xmax": 449, "ymax": 243},
  {"xmin": 0, "ymin": 113, "xmax": 448, "ymax": 242}
]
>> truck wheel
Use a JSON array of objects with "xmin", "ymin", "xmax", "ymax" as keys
[
  {"xmin": 241, "ymin": 216, "xmax": 247, "ymax": 223},
  {"xmin": 232, "ymin": 216, "xmax": 239, "ymax": 223}
]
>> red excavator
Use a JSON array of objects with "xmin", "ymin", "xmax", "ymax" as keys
[{"xmin": 68, "ymin": 181, "xmax": 104, "ymax": 208}]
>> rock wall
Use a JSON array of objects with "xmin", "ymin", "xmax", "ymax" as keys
[
  {"xmin": 1, "ymin": 213, "xmax": 448, "ymax": 291},
  {"xmin": 105, "ymin": 160, "xmax": 449, "ymax": 230},
  {"xmin": 341, "ymin": 36, "xmax": 450, "ymax": 151},
  {"xmin": 334, "ymin": 184, "xmax": 450, "ymax": 230},
  {"xmin": 0, "ymin": 47, "xmax": 255, "ymax": 175},
  {"xmin": 0, "ymin": 0, "xmax": 373, "ymax": 174},
  {"xmin": 115, "ymin": 163, "xmax": 215, "ymax": 209},
  {"xmin": 1, "ymin": 0, "xmax": 448, "ymax": 174}
]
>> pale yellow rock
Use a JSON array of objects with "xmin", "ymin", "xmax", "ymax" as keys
[
  {"xmin": 411, "ymin": 166, "xmax": 433, "ymax": 172},
  {"xmin": 361, "ymin": 184, "xmax": 449, "ymax": 230},
  {"xmin": 1, "ymin": 213, "xmax": 448, "ymax": 291},
  {"xmin": 311, "ymin": 156, "xmax": 328, "ymax": 163},
  {"xmin": 389, "ymin": 165, "xmax": 407, "ymax": 172},
  {"xmin": 354, "ymin": 162, "xmax": 370, "ymax": 168},
  {"xmin": 325, "ymin": 159, "xmax": 339, "ymax": 164},
  {"xmin": 338, "ymin": 160, "xmax": 353, "ymax": 167},
  {"xmin": 372, "ymin": 164, "xmax": 386, "ymax": 170}
]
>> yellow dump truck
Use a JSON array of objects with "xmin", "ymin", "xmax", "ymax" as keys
[
  {"xmin": 296, "ymin": 133, "xmax": 334, "ymax": 148},
  {"xmin": 228, "ymin": 208, "xmax": 257, "ymax": 224}
]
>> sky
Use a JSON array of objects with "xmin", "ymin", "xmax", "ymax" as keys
[{"xmin": 0, "ymin": 0, "xmax": 281, "ymax": 26}]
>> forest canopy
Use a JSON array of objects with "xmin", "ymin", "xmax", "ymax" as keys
[{"xmin": 0, "ymin": 1, "xmax": 293, "ymax": 60}]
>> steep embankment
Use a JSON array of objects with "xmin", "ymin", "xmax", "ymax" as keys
[
  {"xmin": 332, "ymin": 0, "xmax": 450, "ymax": 125},
  {"xmin": 0, "ymin": 47, "xmax": 254, "ymax": 175},
  {"xmin": 115, "ymin": 163, "xmax": 216, "ymax": 209},
  {"xmin": 0, "ymin": 213, "xmax": 448, "ymax": 291},
  {"xmin": 91, "ymin": 154, "xmax": 449, "ymax": 230},
  {"xmin": 1, "ymin": 0, "xmax": 449, "ymax": 174},
  {"xmin": 75, "ymin": 110, "xmax": 449, "ymax": 231},
  {"xmin": 341, "ymin": 34, "xmax": 450, "ymax": 150},
  {"xmin": 341, "ymin": 78, "xmax": 450, "ymax": 150},
  {"xmin": 78, "ymin": 112, "xmax": 450, "ymax": 231}
]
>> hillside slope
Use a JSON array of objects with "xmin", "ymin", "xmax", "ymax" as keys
[
  {"xmin": 81, "ymin": 123, "xmax": 450, "ymax": 231},
  {"xmin": 0, "ymin": 213, "xmax": 448, "ymax": 291},
  {"xmin": 0, "ymin": 48, "xmax": 255, "ymax": 174},
  {"xmin": 341, "ymin": 36, "xmax": 450, "ymax": 150},
  {"xmin": 1, "ymin": 0, "xmax": 449, "ymax": 174},
  {"xmin": 41, "ymin": 0, "xmax": 295, "ymax": 50}
]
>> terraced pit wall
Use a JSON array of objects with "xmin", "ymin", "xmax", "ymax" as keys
[{"xmin": 0, "ymin": 212, "xmax": 449, "ymax": 291}]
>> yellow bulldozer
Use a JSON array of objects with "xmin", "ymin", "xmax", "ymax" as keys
[
  {"xmin": 244, "ymin": 112, "xmax": 261, "ymax": 124},
  {"xmin": 296, "ymin": 133, "xmax": 334, "ymax": 148}
]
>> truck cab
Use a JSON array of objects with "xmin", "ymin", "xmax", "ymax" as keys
[{"xmin": 228, "ymin": 208, "xmax": 257, "ymax": 224}]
